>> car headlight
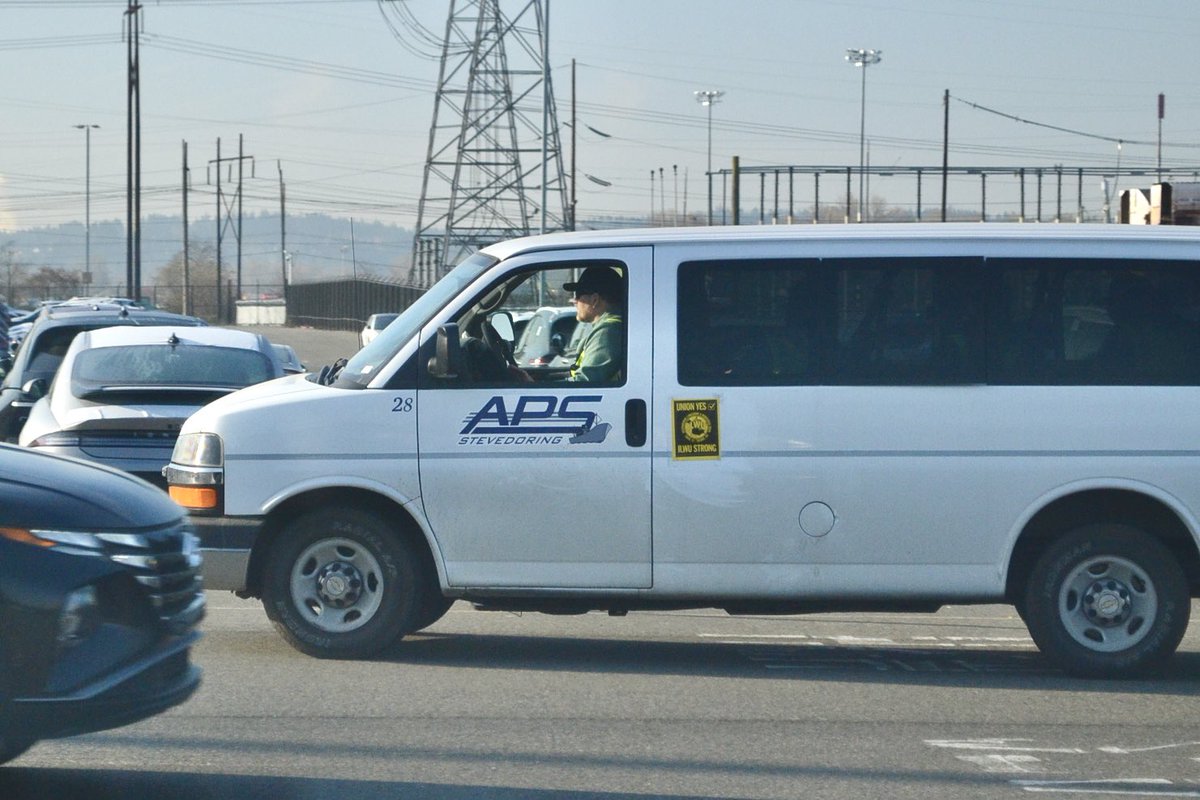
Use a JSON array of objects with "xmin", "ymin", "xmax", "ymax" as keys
[
  {"xmin": 0, "ymin": 526, "xmax": 105, "ymax": 556},
  {"xmin": 172, "ymin": 432, "xmax": 223, "ymax": 468}
]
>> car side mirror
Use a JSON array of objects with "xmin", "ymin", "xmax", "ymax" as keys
[
  {"xmin": 428, "ymin": 323, "xmax": 463, "ymax": 380},
  {"xmin": 21, "ymin": 378, "xmax": 47, "ymax": 400},
  {"xmin": 488, "ymin": 311, "xmax": 514, "ymax": 343}
]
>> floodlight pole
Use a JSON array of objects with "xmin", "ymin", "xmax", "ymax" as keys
[
  {"xmin": 846, "ymin": 48, "xmax": 881, "ymax": 223},
  {"xmin": 73, "ymin": 124, "xmax": 100, "ymax": 284},
  {"xmin": 695, "ymin": 90, "xmax": 724, "ymax": 225}
]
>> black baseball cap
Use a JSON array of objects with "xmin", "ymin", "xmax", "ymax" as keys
[{"xmin": 563, "ymin": 266, "xmax": 623, "ymax": 302}]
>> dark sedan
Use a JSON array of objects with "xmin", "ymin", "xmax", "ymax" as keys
[{"xmin": 0, "ymin": 443, "xmax": 205, "ymax": 764}]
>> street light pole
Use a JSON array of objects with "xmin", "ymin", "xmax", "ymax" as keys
[
  {"xmin": 694, "ymin": 89, "xmax": 724, "ymax": 225},
  {"xmin": 845, "ymin": 48, "xmax": 881, "ymax": 223},
  {"xmin": 74, "ymin": 124, "xmax": 100, "ymax": 286}
]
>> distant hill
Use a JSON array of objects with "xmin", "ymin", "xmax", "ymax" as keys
[{"xmin": 0, "ymin": 213, "xmax": 415, "ymax": 289}]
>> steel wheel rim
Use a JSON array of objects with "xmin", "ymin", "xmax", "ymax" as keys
[
  {"xmin": 1057, "ymin": 554, "xmax": 1157, "ymax": 653},
  {"xmin": 289, "ymin": 537, "xmax": 384, "ymax": 633}
]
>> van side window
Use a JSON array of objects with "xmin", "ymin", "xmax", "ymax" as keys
[
  {"xmin": 443, "ymin": 262, "xmax": 628, "ymax": 387},
  {"xmin": 988, "ymin": 259, "xmax": 1200, "ymax": 385},
  {"xmin": 677, "ymin": 258, "xmax": 984, "ymax": 386}
]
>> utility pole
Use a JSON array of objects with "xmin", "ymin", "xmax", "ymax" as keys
[
  {"xmin": 1157, "ymin": 93, "xmax": 1165, "ymax": 182},
  {"xmin": 278, "ymin": 160, "xmax": 287, "ymax": 288},
  {"xmin": 649, "ymin": 169, "xmax": 655, "ymax": 225},
  {"xmin": 237, "ymin": 134, "xmax": 245, "ymax": 304},
  {"xmin": 182, "ymin": 140, "xmax": 190, "ymax": 316},
  {"xmin": 208, "ymin": 136, "xmax": 254, "ymax": 322},
  {"xmin": 673, "ymin": 164, "xmax": 678, "ymax": 224},
  {"xmin": 570, "ymin": 58, "xmax": 576, "ymax": 231},
  {"xmin": 125, "ymin": 0, "xmax": 142, "ymax": 299},
  {"xmin": 941, "ymin": 89, "xmax": 949, "ymax": 222}
]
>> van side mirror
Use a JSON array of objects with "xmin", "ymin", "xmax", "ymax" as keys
[{"xmin": 428, "ymin": 323, "xmax": 462, "ymax": 380}]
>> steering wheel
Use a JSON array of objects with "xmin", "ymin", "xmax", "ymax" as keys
[
  {"xmin": 482, "ymin": 319, "xmax": 516, "ymax": 367},
  {"xmin": 463, "ymin": 333, "xmax": 508, "ymax": 382}
]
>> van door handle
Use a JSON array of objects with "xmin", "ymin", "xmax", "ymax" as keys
[{"xmin": 625, "ymin": 399, "xmax": 647, "ymax": 447}]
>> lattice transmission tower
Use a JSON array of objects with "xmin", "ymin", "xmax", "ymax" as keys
[{"xmin": 390, "ymin": 0, "xmax": 567, "ymax": 287}]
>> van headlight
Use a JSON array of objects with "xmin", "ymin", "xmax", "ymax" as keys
[
  {"xmin": 166, "ymin": 434, "xmax": 224, "ymax": 512},
  {"xmin": 172, "ymin": 433, "xmax": 223, "ymax": 468}
]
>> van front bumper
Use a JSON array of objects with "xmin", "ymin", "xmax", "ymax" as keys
[{"xmin": 189, "ymin": 514, "xmax": 262, "ymax": 592}]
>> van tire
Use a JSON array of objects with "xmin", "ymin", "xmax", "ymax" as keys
[
  {"xmin": 262, "ymin": 507, "xmax": 425, "ymax": 659},
  {"xmin": 411, "ymin": 593, "xmax": 455, "ymax": 632},
  {"xmin": 1023, "ymin": 523, "xmax": 1188, "ymax": 678}
]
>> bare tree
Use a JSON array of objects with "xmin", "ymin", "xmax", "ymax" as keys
[
  {"xmin": 0, "ymin": 243, "xmax": 31, "ymax": 306},
  {"xmin": 155, "ymin": 243, "xmax": 218, "ymax": 319}
]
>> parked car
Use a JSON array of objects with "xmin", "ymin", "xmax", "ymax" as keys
[
  {"xmin": 360, "ymin": 313, "xmax": 399, "ymax": 348},
  {"xmin": 512, "ymin": 306, "xmax": 579, "ymax": 367},
  {"xmin": 0, "ymin": 304, "xmax": 205, "ymax": 442},
  {"xmin": 20, "ymin": 325, "xmax": 285, "ymax": 487},
  {"xmin": 0, "ymin": 442, "xmax": 204, "ymax": 765},
  {"xmin": 272, "ymin": 342, "xmax": 305, "ymax": 374}
]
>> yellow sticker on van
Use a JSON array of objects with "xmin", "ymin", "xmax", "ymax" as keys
[{"xmin": 672, "ymin": 399, "xmax": 720, "ymax": 460}]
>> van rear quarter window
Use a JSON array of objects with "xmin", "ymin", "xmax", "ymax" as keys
[{"xmin": 677, "ymin": 256, "xmax": 1200, "ymax": 387}]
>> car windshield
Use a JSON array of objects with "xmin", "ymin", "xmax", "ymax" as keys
[
  {"xmin": 71, "ymin": 345, "xmax": 274, "ymax": 396},
  {"xmin": 338, "ymin": 251, "xmax": 499, "ymax": 386}
]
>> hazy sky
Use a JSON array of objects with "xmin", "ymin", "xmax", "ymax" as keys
[{"xmin": 1, "ymin": 0, "xmax": 1197, "ymax": 243}]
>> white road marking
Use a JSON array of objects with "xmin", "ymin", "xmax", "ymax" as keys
[
  {"xmin": 1012, "ymin": 778, "xmax": 1200, "ymax": 796},
  {"xmin": 1097, "ymin": 743, "xmax": 1200, "ymax": 755},
  {"xmin": 699, "ymin": 632, "xmax": 1035, "ymax": 648},
  {"xmin": 926, "ymin": 739, "xmax": 1087, "ymax": 754},
  {"xmin": 957, "ymin": 753, "xmax": 1043, "ymax": 773}
]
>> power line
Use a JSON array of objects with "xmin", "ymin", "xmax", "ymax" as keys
[
  {"xmin": 142, "ymin": 33, "xmax": 434, "ymax": 91},
  {"xmin": 953, "ymin": 94, "xmax": 1200, "ymax": 149}
]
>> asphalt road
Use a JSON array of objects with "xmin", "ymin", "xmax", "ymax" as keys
[
  {"xmin": 3, "ymin": 600, "xmax": 1200, "ymax": 800},
  {"xmin": 236, "ymin": 323, "xmax": 361, "ymax": 376}
]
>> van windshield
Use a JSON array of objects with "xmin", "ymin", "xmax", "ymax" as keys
[{"xmin": 337, "ymin": 251, "xmax": 499, "ymax": 386}]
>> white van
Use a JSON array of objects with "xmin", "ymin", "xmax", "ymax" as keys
[{"xmin": 167, "ymin": 224, "xmax": 1200, "ymax": 677}]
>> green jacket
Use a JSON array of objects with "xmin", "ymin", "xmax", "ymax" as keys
[{"xmin": 568, "ymin": 312, "xmax": 623, "ymax": 383}]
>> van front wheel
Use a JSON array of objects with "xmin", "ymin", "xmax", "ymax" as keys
[
  {"xmin": 262, "ymin": 507, "xmax": 426, "ymax": 658},
  {"xmin": 1023, "ymin": 524, "xmax": 1189, "ymax": 678}
]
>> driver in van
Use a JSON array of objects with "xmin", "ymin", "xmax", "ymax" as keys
[{"xmin": 561, "ymin": 266, "xmax": 624, "ymax": 383}]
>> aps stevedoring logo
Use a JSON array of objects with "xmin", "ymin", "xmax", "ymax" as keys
[
  {"xmin": 459, "ymin": 394, "xmax": 610, "ymax": 446},
  {"xmin": 673, "ymin": 398, "xmax": 720, "ymax": 460}
]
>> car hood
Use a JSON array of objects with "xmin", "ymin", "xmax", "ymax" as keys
[{"xmin": 0, "ymin": 444, "xmax": 183, "ymax": 530}]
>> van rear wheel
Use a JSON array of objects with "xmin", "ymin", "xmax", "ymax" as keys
[
  {"xmin": 262, "ymin": 507, "xmax": 427, "ymax": 659},
  {"xmin": 1023, "ymin": 523, "xmax": 1189, "ymax": 678}
]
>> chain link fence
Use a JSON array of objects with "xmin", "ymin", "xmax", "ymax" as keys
[{"xmin": 6, "ymin": 277, "xmax": 425, "ymax": 332}]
